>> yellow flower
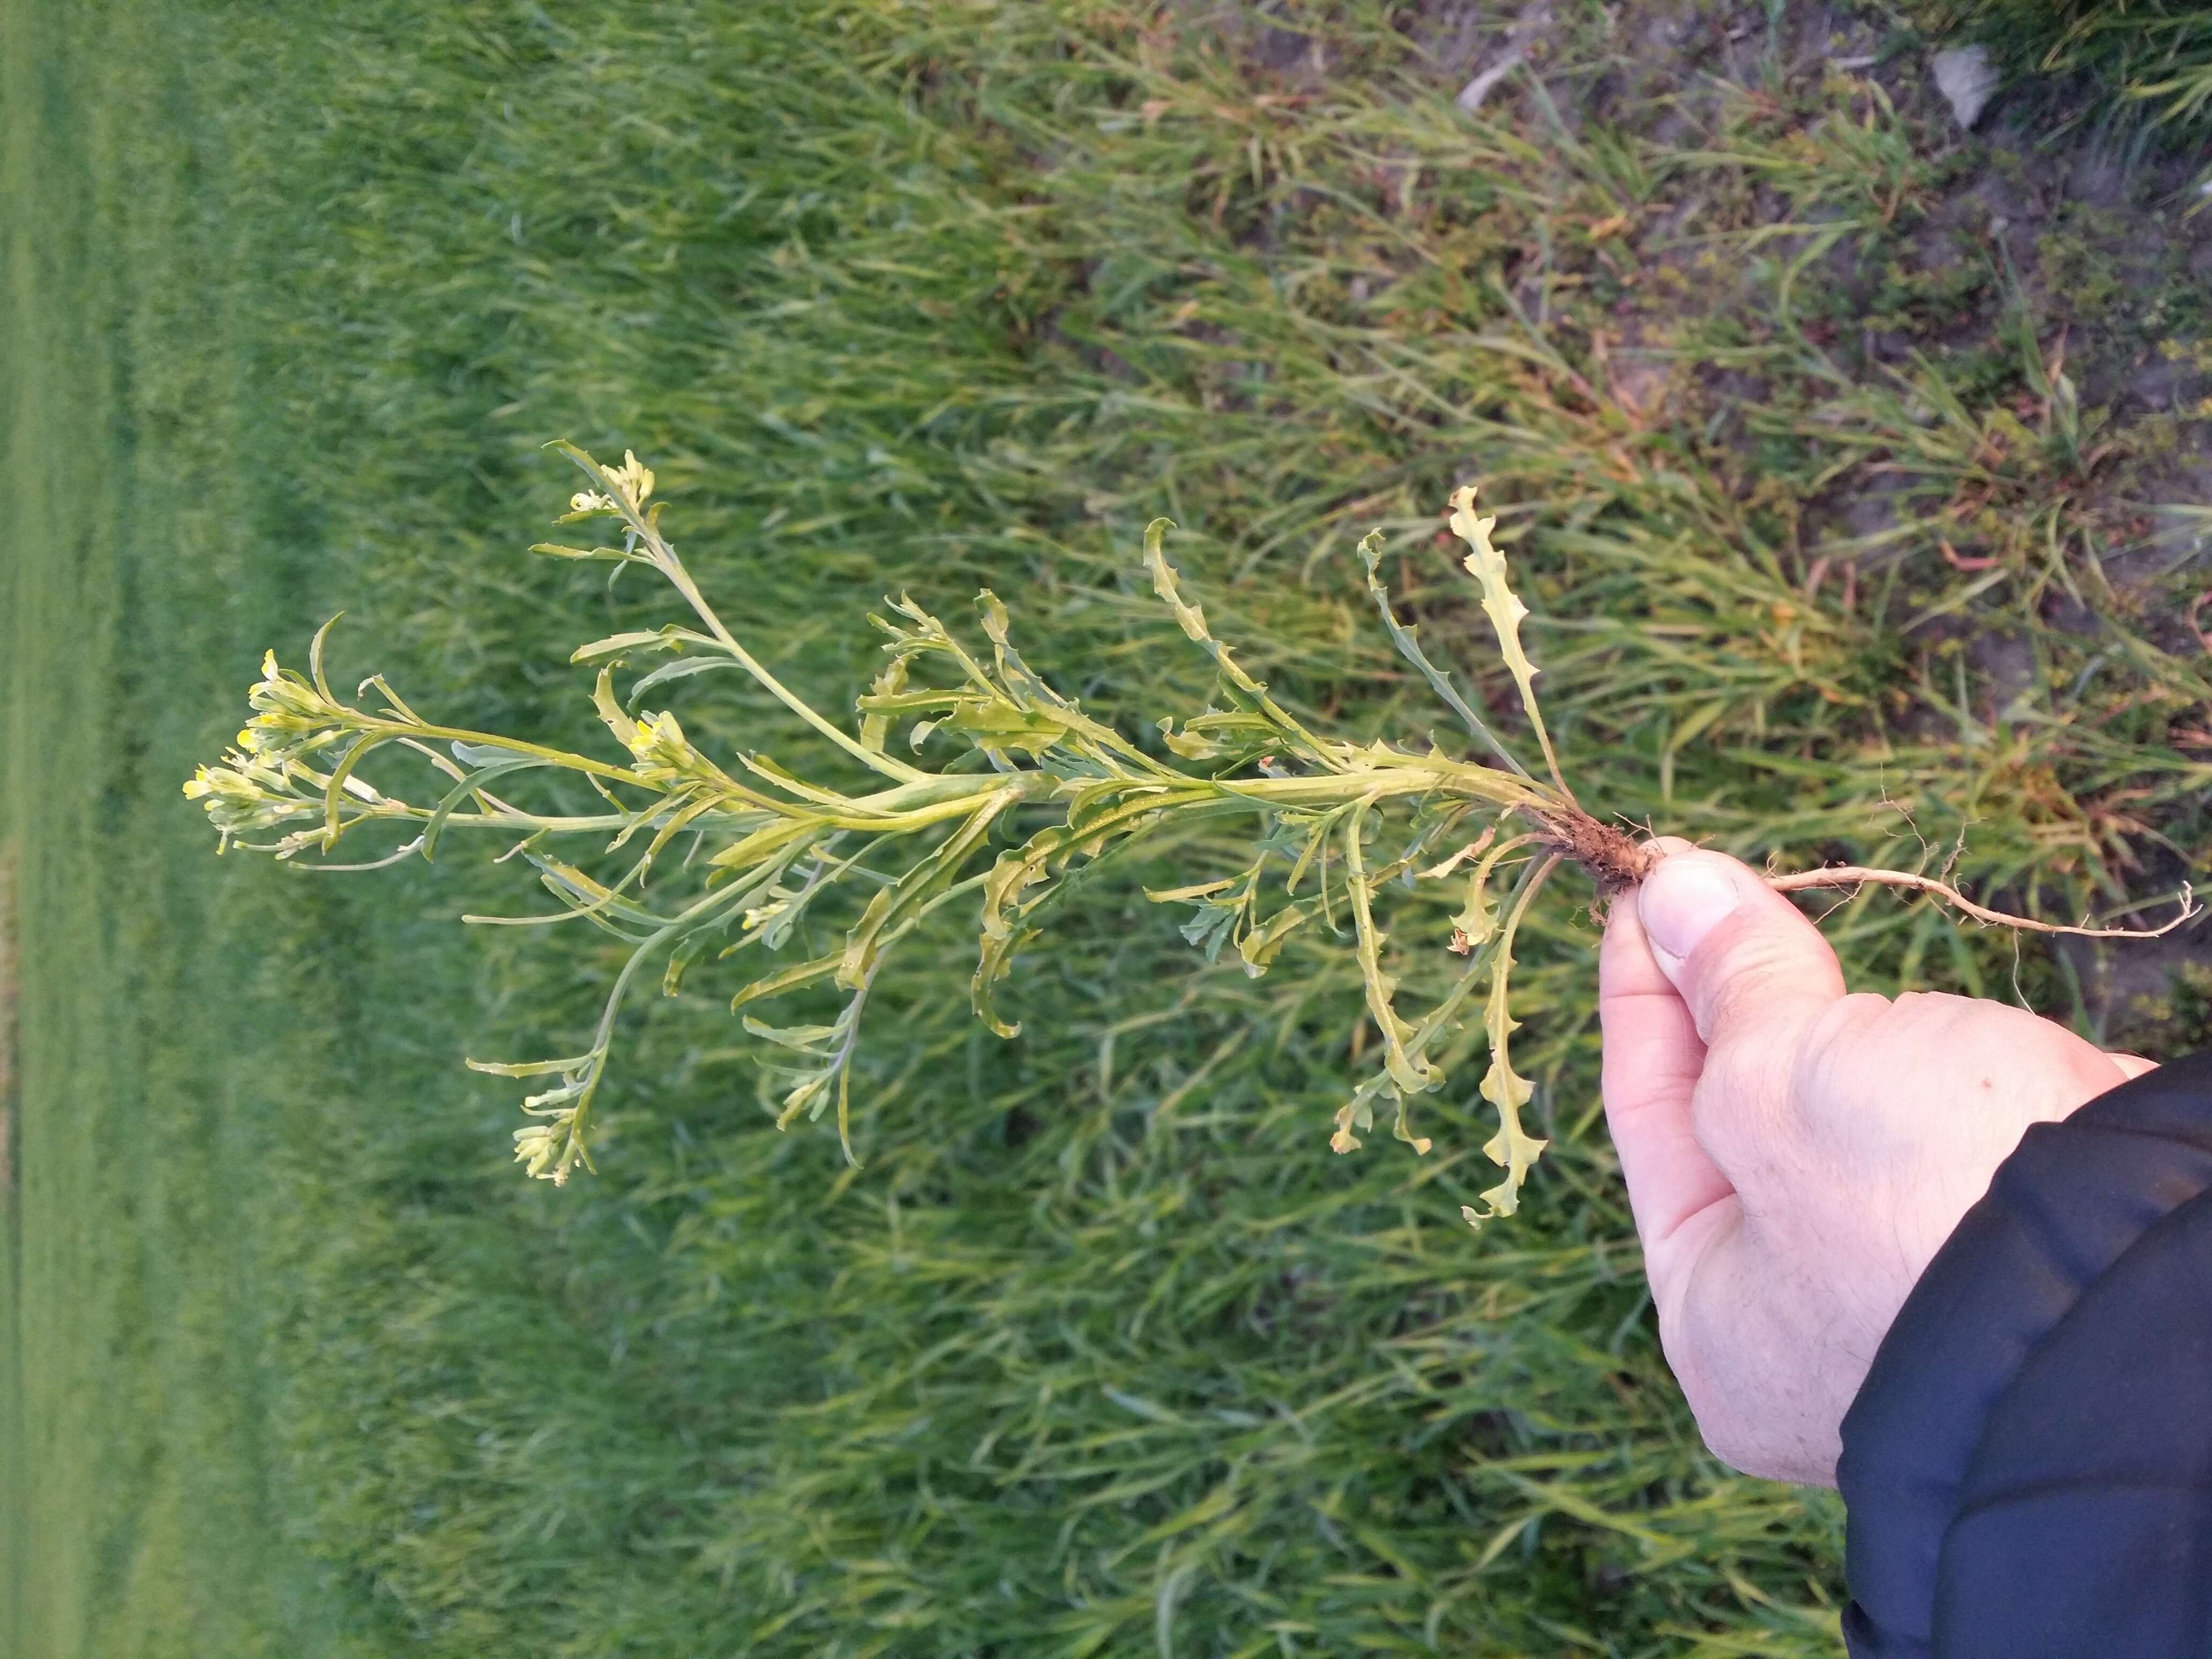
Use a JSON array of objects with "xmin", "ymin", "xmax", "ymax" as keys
[
  {"xmin": 512, "ymin": 1124, "xmax": 560, "ymax": 1179},
  {"xmin": 605, "ymin": 450, "xmax": 655, "ymax": 510}
]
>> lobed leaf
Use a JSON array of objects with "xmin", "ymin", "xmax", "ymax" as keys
[{"xmin": 1450, "ymin": 488, "xmax": 1569, "ymax": 801}]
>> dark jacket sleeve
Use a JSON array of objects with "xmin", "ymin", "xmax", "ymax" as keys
[{"xmin": 1836, "ymin": 1049, "xmax": 2212, "ymax": 1658}]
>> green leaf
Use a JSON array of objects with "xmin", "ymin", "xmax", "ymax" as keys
[
  {"xmin": 838, "ymin": 788, "xmax": 1014, "ymax": 991},
  {"xmin": 740, "ymin": 1016, "xmax": 842, "ymax": 1053},
  {"xmin": 1342, "ymin": 799, "xmax": 1439, "ymax": 1111},
  {"xmin": 972, "ymin": 826, "xmax": 1071, "ymax": 1038},
  {"xmin": 1178, "ymin": 899, "xmax": 1242, "ymax": 961},
  {"xmin": 1236, "ymin": 899, "xmax": 1317, "ymax": 977},
  {"xmin": 939, "ymin": 697, "xmax": 1072, "ymax": 758},
  {"xmin": 730, "ymin": 952, "xmax": 842, "ymax": 1013},
  {"xmin": 531, "ymin": 541, "xmax": 639, "ymax": 563},
  {"xmin": 307, "ymin": 612, "xmax": 345, "ymax": 705},
  {"xmin": 465, "ymin": 1053, "xmax": 595, "ymax": 1079},
  {"xmin": 1155, "ymin": 709, "xmax": 1277, "ymax": 764},
  {"xmin": 320, "ymin": 734, "xmax": 383, "ymax": 851},
  {"xmin": 592, "ymin": 666, "xmax": 640, "ymax": 753},
  {"xmin": 627, "ymin": 655, "xmax": 741, "ymax": 705},
  {"xmin": 662, "ymin": 929, "xmax": 714, "ymax": 996},
  {"xmin": 1356, "ymin": 529, "xmax": 1528, "ymax": 779},
  {"xmin": 1142, "ymin": 878, "xmax": 1238, "ymax": 903},
  {"xmin": 1451, "ymin": 487, "xmax": 1566, "ymax": 797},
  {"xmin": 858, "ymin": 654, "xmax": 909, "ymax": 753},
  {"xmin": 1330, "ymin": 1073, "xmax": 1393, "ymax": 1156},
  {"xmin": 1450, "ymin": 832, "xmax": 1536, "ymax": 951},
  {"xmin": 422, "ymin": 758, "xmax": 555, "ymax": 861},
  {"xmin": 571, "ymin": 627, "xmax": 690, "ymax": 663},
  {"xmin": 1143, "ymin": 519, "xmax": 1341, "ymax": 773},
  {"xmin": 1464, "ymin": 854, "xmax": 1560, "ymax": 1223}
]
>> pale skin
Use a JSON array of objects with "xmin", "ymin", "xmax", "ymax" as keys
[{"xmin": 1598, "ymin": 839, "xmax": 2160, "ymax": 1488}]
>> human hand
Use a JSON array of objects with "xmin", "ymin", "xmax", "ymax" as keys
[{"xmin": 1596, "ymin": 840, "xmax": 2156, "ymax": 1487}]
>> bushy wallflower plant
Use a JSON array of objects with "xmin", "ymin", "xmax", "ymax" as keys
[{"xmin": 186, "ymin": 446, "xmax": 2195, "ymax": 1221}]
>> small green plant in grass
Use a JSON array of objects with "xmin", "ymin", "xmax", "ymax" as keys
[{"xmin": 184, "ymin": 446, "xmax": 2198, "ymax": 1221}]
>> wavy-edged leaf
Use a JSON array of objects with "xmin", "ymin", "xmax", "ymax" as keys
[
  {"xmin": 1453, "ymin": 832, "xmax": 1539, "ymax": 951},
  {"xmin": 1144, "ymin": 877, "xmax": 1238, "ymax": 903},
  {"xmin": 571, "ymin": 626, "xmax": 700, "ymax": 664},
  {"xmin": 1143, "ymin": 519, "xmax": 1341, "ymax": 772},
  {"xmin": 530, "ymin": 541, "xmax": 641, "ymax": 563},
  {"xmin": 940, "ymin": 698, "xmax": 1072, "ymax": 759},
  {"xmin": 859, "ymin": 654, "xmax": 909, "ymax": 753},
  {"xmin": 1342, "ymin": 799, "xmax": 1440, "ymax": 1112},
  {"xmin": 591, "ymin": 665, "xmax": 641, "ymax": 753},
  {"xmin": 1330, "ymin": 1072, "xmax": 1393, "ymax": 1156},
  {"xmin": 1464, "ymin": 854, "xmax": 1561, "ymax": 1225},
  {"xmin": 1237, "ymin": 898, "xmax": 1318, "ymax": 977},
  {"xmin": 972, "ymin": 825, "xmax": 1072, "ymax": 1038},
  {"xmin": 1155, "ymin": 709, "xmax": 1278, "ymax": 765},
  {"xmin": 1450, "ymin": 487, "xmax": 1567, "ymax": 797}
]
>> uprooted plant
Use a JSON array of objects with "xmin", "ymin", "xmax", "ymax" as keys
[{"xmin": 184, "ymin": 445, "xmax": 2199, "ymax": 1224}]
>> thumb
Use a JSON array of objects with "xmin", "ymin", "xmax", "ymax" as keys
[{"xmin": 1636, "ymin": 847, "xmax": 1847, "ymax": 1057}]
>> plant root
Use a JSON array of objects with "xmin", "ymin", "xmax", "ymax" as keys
[
  {"xmin": 1531, "ymin": 803, "xmax": 2199, "ymax": 942},
  {"xmin": 1763, "ymin": 866, "xmax": 2200, "ymax": 940},
  {"xmin": 1525, "ymin": 804, "xmax": 1660, "ymax": 898}
]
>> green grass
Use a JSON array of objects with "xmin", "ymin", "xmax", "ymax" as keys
[
  {"xmin": 1932, "ymin": 0, "xmax": 2212, "ymax": 162},
  {"xmin": 4, "ymin": 2, "xmax": 2209, "ymax": 1656}
]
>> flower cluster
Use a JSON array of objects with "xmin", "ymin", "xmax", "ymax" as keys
[
  {"xmin": 241, "ymin": 650, "xmax": 349, "ymax": 763},
  {"xmin": 489, "ymin": 1059, "xmax": 600, "ymax": 1186},
  {"xmin": 625, "ymin": 709, "xmax": 700, "ymax": 777},
  {"xmin": 182, "ymin": 650, "xmax": 387, "ymax": 854},
  {"xmin": 567, "ymin": 449, "xmax": 655, "ymax": 517},
  {"xmin": 588, "ymin": 671, "xmax": 723, "ymax": 789},
  {"xmin": 511, "ymin": 1114, "xmax": 578, "ymax": 1184},
  {"xmin": 181, "ymin": 749, "xmax": 321, "ymax": 843}
]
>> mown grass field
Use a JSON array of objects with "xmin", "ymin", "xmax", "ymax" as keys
[{"xmin": 4, "ymin": 2, "xmax": 2209, "ymax": 1655}]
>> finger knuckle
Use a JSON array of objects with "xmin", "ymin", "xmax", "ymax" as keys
[
  {"xmin": 1800, "ymin": 991, "xmax": 1891, "ymax": 1074},
  {"xmin": 1889, "ymin": 989, "xmax": 1968, "ymax": 1031},
  {"xmin": 1702, "ymin": 946, "xmax": 1791, "ymax": 1038},
  {"xmin": 1700, "ymin": 1035, "xmax": 1791, "ymax": 1134},
  {"xmin": 1792, "ymin": 992, "xmax": 1892, "ymax": 1132}
]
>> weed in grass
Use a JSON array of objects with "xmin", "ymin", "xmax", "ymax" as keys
[{"xmin": 188, "ymin": 445, "xmax": 2198, "ymax": 1218}]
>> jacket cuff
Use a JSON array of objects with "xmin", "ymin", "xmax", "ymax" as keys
[{"xmin": 1836, "ymin": 1049, "xmax": 2212, "ymax": 1657}]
